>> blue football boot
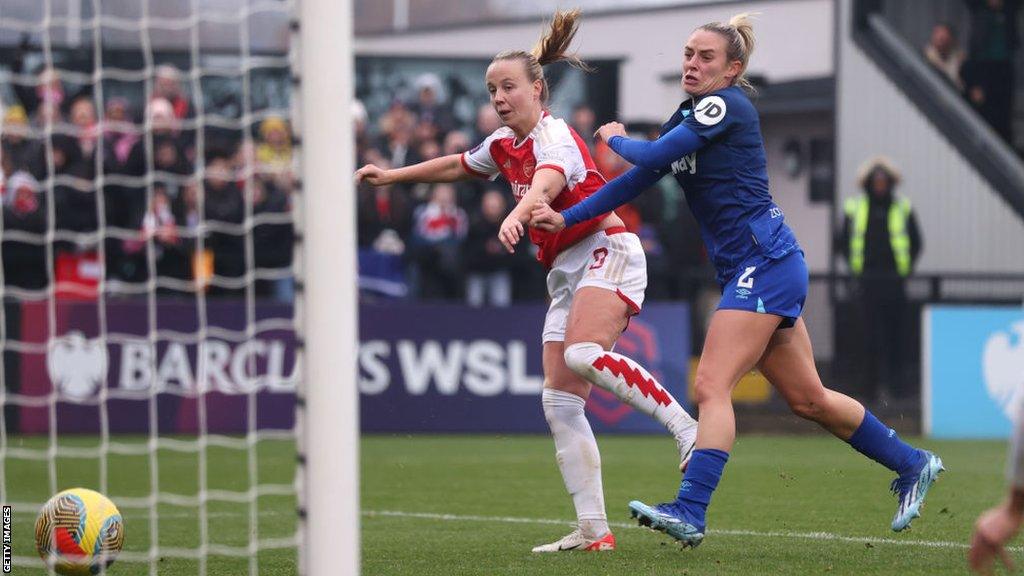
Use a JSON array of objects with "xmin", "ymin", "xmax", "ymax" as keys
[
  {"xmin": 891, "ymin": 451, "xmax": 945, "ymax": 532},
  {"xmin": 628, "ymin": 500, "xmax": 704, "ymax": 548}
]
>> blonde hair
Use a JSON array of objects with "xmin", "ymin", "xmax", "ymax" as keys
[
  {"xmin": 492, "ymin": 8, "xmax": 593, "ymax": 104},
  {"xmin": 699, "ymin": 12, "xmax": 757, "ymax": 90}
]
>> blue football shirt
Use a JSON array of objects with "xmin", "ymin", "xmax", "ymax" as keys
[{"xmin": 662, "ymin": 86, "xmax": 799, "ymax": 284}]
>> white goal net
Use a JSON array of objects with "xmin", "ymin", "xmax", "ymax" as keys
[{"xmin": 0, "ymin": 0, "xmax": 356, "ymax": 573}]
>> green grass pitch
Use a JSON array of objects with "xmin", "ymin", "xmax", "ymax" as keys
[{"xmin": 3, "ymin": 434, "xmax": 1011, "ymax": 574}]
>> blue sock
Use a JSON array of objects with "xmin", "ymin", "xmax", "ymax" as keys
[
  {"xmin": 847, "ymin": 410, "xmax": 923, "ymax": 476},
  {"xmin": 675, "ymin": 448, "xmax": 729, "ymax": 531}
]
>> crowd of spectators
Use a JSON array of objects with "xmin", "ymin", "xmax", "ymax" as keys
[
  {"xmin": 924, "ymin": 0, "xmax": 1021, "ymax": 146},
  {"xmin": 355, "ymin": 74, "xmax": 713, "ymax": 306},
  {"xmin": 1, "ymin": 55, "xmax": 713, "ymax": 307},
  {"xmin": 1, "ymin": 59, "xmax": 295, "ymax": 301}
]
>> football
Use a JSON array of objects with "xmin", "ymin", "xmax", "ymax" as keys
[{"xmin": 34, "ymin": 488, "xmax": 125, "ymax": 576}]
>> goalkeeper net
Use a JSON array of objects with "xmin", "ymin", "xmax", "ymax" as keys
[{"xmin": 0, "ymin": 0, "xmax": 355, "ymax": 573}]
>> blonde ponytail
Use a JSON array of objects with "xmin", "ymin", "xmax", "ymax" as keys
[
  {"xmin": 532, "ymin": 9, "xmax": 592, "ymax": 71},
  {"xmin": 493, "ymin": 8, "xmax": 592, "ymax": 104}
]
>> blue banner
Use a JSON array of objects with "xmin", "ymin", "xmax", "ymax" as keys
[
  {"xmin": 925, "ymin": 305, "xmax": 1024, "ymax": 439},
  {"xmin": 358, "ymin": 302, "xmax": 690, "ymax": 433}
]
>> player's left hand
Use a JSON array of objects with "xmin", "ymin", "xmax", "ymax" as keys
[
  {"xmin": 498, "ymin": 215, "xmax": 524, "ymax": 253},
  {"xmin": 530, "ymin": 201, "xmax": 565, "ymax": 233},
  {"xmin": 595, "ymin": 121, "xmax": 627, "ymax": 143},
  {"xmin": 969, "ymin": 502, "xmax": 1022, "ymax": 574}
]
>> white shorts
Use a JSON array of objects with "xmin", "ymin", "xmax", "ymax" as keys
[{"xmin": 542, "ymin": 228, "xmax": 648, "ymax": 343}]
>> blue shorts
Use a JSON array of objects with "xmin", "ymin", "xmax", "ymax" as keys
[{"xmin": 717, "ymin": 251, "xmax": 808, "ymax": 328}]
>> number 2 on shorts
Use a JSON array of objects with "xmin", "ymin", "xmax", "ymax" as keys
[
  {"xmin": 589, "ymin": 248, "xmax": 609, "ymax": 270},
  {"xmin": 737, "ymin": 266, "xmax": 756, "ymax": 289}
]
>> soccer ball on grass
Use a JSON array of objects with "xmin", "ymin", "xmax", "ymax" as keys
[{"xmin": 34, "ymin": 488, "xmax": 125, "ymax": 575}]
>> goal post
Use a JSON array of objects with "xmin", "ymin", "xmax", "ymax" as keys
[{"xmin": 295, "ymin": 0, "xmax": 360, "ymax": 574}]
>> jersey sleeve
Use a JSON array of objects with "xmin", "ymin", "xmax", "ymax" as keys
[
  {"xmin": 533, "ymin": 118, "xmax": 588, "ymax": 189},
  {"xmin": 561, "ymin": 165, "xmax": 668, "ymax": 227},
  {"xmin": 607, "ymin": 123, "xmax": 704, "ymax": 170},
  {"xmin": 461, "ymin": 130, "xmax": 503, "ymax": 181},
  {"xmin": 681, "ymin": 90, "xmax": 743, "ymax": 143}
]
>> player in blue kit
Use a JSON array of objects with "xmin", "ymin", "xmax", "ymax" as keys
[{"xmin": 530, "ymin": 13, "xmax": 944, "ymax": 548}]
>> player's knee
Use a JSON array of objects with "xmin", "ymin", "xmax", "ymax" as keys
[
  {"xmin": 541, "ymin": 387, "xmax": 585, "ymax": 427},
  {"xmin": 563, "ymin": 341, "xmax": 602, "ymax": 377},
  {"xmin": 541, "ymin": 387, "xmax": 558, "ymax": 425},
  {"xmin": 692, "ymin": 371, "xmax": 730, "ymax": 405},
  {"xmin": 788, "ymin": 393, "xmax": 828, "ymax": 421}
]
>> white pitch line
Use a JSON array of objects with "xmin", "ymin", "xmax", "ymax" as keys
[
  {"xmin": 10, "ymin": 506, "xmax": 1006, "ymax": 553},
  {"xmin": 363, "ymin": 509, "xmax": 1021, "ymax": 553}
]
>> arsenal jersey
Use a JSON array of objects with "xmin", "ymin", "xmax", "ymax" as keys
[{"xmin": 461, "ymin": 113, "xmax": 611, "ymax": 268}]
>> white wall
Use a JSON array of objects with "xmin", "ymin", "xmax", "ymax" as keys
[
  {"xmin": 837, "ymin": 0, "xmax": 1024, "ymax": 273},
  {"xmin": 356, "ymin": 0, "xmax": 834, "ymax": 121}
]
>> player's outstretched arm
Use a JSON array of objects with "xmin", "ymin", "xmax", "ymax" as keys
[
  {"xmin": 598, "ymin": 121, "xmax": 704, "ymax": 170},
  {"xmin": 354, "ymin": 153, "xmax": 471, "ymax": 186},
  {"xmin": 553, "ymin": 165, "xmax": 665, "ymax": 229}
]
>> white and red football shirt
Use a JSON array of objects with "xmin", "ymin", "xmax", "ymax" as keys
[{"xmin": 461, "ymin": 112, "xmax": 611, "ymax": 268}]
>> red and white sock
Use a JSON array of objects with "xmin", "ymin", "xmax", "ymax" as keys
[{"xmin": 564, "ymin": 342, "xmax": 697, "ymax": 463}]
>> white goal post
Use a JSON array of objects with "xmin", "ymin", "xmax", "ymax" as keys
[{"xmin": 296, "ymin": 0, "xmax": 359, "ymax": 574}]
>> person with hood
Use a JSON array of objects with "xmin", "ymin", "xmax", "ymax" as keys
[{"xmin": 841, "ymin": 156, "xmax": 923, "ymax": 403}]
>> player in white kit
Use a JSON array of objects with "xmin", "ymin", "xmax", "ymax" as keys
[{"xmin": 355, "ymin": 9, "xmax": 697, "ymax": 552}]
